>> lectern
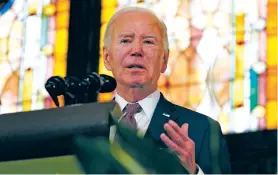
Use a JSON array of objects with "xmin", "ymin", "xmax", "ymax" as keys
[{"xmin": 0, "ymin": 102, "xmax": 116, "ymax": 162}]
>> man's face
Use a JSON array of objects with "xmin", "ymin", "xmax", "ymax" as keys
[{"xmin": 103, "ymin": 11, "xmax": 168, "ymax": 89}]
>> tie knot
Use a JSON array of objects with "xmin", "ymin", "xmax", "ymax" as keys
[{"xmin": 124, "ymin": 103, "xmax": 141, "ymax": 115}]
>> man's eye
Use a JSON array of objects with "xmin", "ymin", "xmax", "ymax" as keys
[
  {"xmin": 120, "ymin": 39, "xmax": 130, "ymax": 43},
  {"xmin": 144, "ymin": 40, "xmax": 154, "ymax": 44}
]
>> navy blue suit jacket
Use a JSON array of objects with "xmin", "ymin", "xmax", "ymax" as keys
[{"xmin": 144, "ymin": 93, "xmax": 231, "ymax": 174}]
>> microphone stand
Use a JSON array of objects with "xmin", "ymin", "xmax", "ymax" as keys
[
  {"xmin": 64, "ymin": 92, "xmax": 87, "ymax": 106},
  {"xmin": 64, "ymin": 90, "xmax": 97, "ymax": 106}
]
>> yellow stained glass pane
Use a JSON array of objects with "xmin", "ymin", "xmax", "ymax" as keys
[
  {"xmin": 10, "ymin": 20, "xmax": 23, "ymax": 39},
  {"xmin": 201, "ymin": 0, "xmax": 220, "ymax": 13},
  {"xmin": 0, "ymin": 38, "xmax": 8, "ymax": 55},
  {"xmin": 102, "ymin": 8, "xmax": 116, "ymax": 23},
  {"xmin": 266, "ymin": 67, "xmax": 277, "ymax": 100},
  {"xmin": 56, "ymin": 11, "xmax": 69, "ymax": 29},
  {"xmin": 54, "ymin": 54, "xmax": 67, "ymax": 62},
  {"xmin": 169, "ymin": 57, "xmax": 187, "ymax": 85},
  {"xmin": 54, "ymin": 29, "xmax": 68, "ymax": 54},
  {"xmin": 167, "ymin": 86, "xmax": 189, "ymax": 108},
  {"xmin": 212, "ymin": 53, "xmax": 231, "ymax": 83},
  {"xmin": 218, "ymin": 110, "xmax": 229, "ymax": 134},
  {"xmin": 43, "ymin": 4, "xmax": 56, "ymax": 16},
  {"xmin": 53, "ymin": 60, "xmax": 66, "ymax": 77},
  {"xmin": 58, "ymin": 95, "xmax": 65, "ymax": 107},
  {"xmin": 0, "ymin": 11, "xmax": 15, "ymax": 38},
  {"xmin": 176, "ymin": 0, "xmax": 190, "ymax": 18},
  {"xmin": 233, "ymin": 79, "xmax": 244, "ymax": 108},
  {"xmin": 252, "ymin": 105, "xmax": 266, "ymax": 118},
  {"xmin": 56, "ymin": 0, "xmax": 70, "ymax": 12},
  {"xmin": 98, "ymin": 92, "xmax": 114, "ymax": 102},
  {"xmin": 236, "ymin": 13, "xmax": 245, "ymax": 44},
  {"xmin": 266, "ymin": 100, "xmax": 277, "ymax": 130},
  {"xmin": 235, "ymin": 45, "xmax": 245, "ymax": 77},
  {"xmin": 8, "ymin": 38, "xmax": 21, "ymax": 51},
  {"xmin": 266, "ymin": 36, "xmax": 277, "ymax": 66},
  {"xmin": 100, "ymin": 41, "xmax": 104, "ymax": 53},
  {"xmin": 1, "ymin": 71, "xmax": 19, "ymax": 113},
  {"xmin": 8, "ymin": 50, "xmax": 20, "ymax": 63},
  {"xmin": 28, "ymin": 0, "xmax": 38, "ymax": 15},
  {"xmin": 187, "ymin": 84, "xmax": 206, "ymax": 109},
  {"xmin": 36, "ymin": 91, "xmax": 44, "ymax": 105},
  {"xmin": 98, "ymin": 58, "xmax": 105, "ymax": 74},
  {"xmin": 42, "ymin": 44, "xmax": 54, "ymax": 56},
  {"xmin": 206, "ymin": 13, "xmax": 214, "ymax": 27},
  {"xmin": 214, "ymin": 82, "xmax": 230, "ymax": 107},
  {"xmin": 235, "ymin": 13, "xmax": 245, "ymax": 78},
  {"xmin": 102, "ymin": 0, "xmax": 117, "ymax": 8},
  {"xmin": 0, "ymin": 55, "xmax": 7, "ymax": 62},
  {"xmin": 22, "ymin": 69, "xmax": 33, "ymax": 112},
  {"xmin": 100, "ymin": 23, "xmax": 108, "ymax": 42},
  {"xmin": 266, "ymin": 0, "xmax": 277, "ymax": 67},
  {"xmin": 267, "ymin": 0, "xmax": 277, "ymax": 32},
  {"xmin": 169, "ymin": 50, "xmax": 206, "ymax": 86}
]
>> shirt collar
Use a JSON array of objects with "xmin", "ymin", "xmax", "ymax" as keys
[{"xmin": 114, "ymin": 90, "xmax": 161, "ymax": 119}]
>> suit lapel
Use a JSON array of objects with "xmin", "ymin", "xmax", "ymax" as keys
[{"xmin": 145, "ymin": 93, "xmax": 178, "ymax": 147}]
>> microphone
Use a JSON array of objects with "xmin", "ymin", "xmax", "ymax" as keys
[
  {"xmin": 80, "ymin": 72, "xmax": 117, "ymax": 93},
  {"xmin": 45, "ymin": 73, "xmax": 117, "ymax": 106},
  {"xmin": 45, "ymin": 76, "xmax": 82, "ymax": 107}
]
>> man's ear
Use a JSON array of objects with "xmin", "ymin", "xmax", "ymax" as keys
[
  {"xmin": 103, "ymin": 46, "xmax": 112, "ymax": 71},
  {"xmin": 161, "ymin": 50, "xmax": 169, "ymax": 73}
]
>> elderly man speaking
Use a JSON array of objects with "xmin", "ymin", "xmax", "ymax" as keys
[{"xmin": 103, "ymin": 6, "xmax": 231, "ymax": 174}]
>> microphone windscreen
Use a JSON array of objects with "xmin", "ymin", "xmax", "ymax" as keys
[
  {"xmin": 45, "ymin": 76, "xmax": 66, "ymax": 96},
  {"xmin": 99, "ymin": 74, "xmax": 117, "ymax": 93}
]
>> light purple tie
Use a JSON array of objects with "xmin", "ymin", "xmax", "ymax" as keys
[{"xmin": 122, "ymin": 103, "xmax": 141, "ymax": 129}]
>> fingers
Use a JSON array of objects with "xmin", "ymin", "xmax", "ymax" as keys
[
  {"xmin": 163, "ymin": 120, "xmax": 195, "ymax": 152},
  {"xmin": 164, "ymin": 122, "xmax": 185, "ymax": 147},
  {"xmin": 161, "ymin": 133, "xmax": 194, "ymax": 171},
  {"xmin": 160, "ymin": 133, "xmax": 180, "ymax": 152},
  {"xmin": 160, "ymin": 133, "xmax": 188, "ymax": 155},
  {"xmin": 169, "ymin": 120, "xmax": 189, "ymax": 140}
]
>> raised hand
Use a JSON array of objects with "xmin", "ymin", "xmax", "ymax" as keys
[{"xmin": 160, "ymin": 120, "xmax": 197, "ymax": 174}]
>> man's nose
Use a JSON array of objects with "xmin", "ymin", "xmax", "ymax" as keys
[{"xmin": 131, "ymin": 41, "xmax": 143, "ymax": 57}]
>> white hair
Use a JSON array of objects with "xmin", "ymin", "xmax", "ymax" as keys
[{"xmin": 103, "ymin": 6, "xmax": 169, "ymax": 52}]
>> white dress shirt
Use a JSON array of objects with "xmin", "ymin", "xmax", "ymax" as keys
[
  {"xmin": 114, "ymin": 90, "xmax": 160, "ymax": 137},
  {"xmin": 111, "ymin": 90, "xmax": 204, "ymax": 174}
]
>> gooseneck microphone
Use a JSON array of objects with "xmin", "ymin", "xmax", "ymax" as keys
[
  {"xmin": 45, "ymin": 72, "xmax": 116, "ymax": 107},
  {"xmin": 80, "ymin": 72, "xmax": 117, "ymax": 93},
  {"xmin": 45, "ymin": 76, "xmax": 82, "ymax": 107}
]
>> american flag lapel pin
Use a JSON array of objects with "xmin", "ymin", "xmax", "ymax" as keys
[{"xmin": 162, "ymin": 113, "xmax": 170, "ymax": 118}]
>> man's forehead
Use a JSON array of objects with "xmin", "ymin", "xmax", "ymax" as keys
[
  {"xmin": 112, "ymin": 21, "xmax": 162, "ymax": 36},
  {"xmin": 116, "ymin": 32, "xmax": 158, "ymax": 38},
  {"xmin": 112, "ymin": 11, "xmax": 161, "ymax": 28}
]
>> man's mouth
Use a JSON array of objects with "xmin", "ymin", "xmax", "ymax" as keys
[{"xmin": 126, "ymin": 64, "xmax": 145, "ymax": 69}]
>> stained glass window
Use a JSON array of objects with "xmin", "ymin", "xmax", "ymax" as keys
[
  {"xmin": 99, "ymin": 0, "xmax": 277, "ymax": 134},
  {"xmin": 0, "ymin": 0, "xmax": 70, "ymax": 114}
]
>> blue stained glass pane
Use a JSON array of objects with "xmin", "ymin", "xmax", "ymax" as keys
[
  {"xmin": 250, "ymin": 68, "xmax": 258, "ymax": 111},
  {"xmin": 0, "ymin": 0, "xmax": 14, "ymax": 15}
]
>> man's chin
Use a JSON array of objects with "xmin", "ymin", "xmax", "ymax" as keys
[
  {"xmin": 126, "ymin": 81, "xmax": 146, "ymax": 88},
  {"xmin": 128, "ymin": 83, "xmax": 144, "ymax": 88}
]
